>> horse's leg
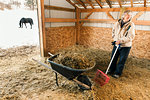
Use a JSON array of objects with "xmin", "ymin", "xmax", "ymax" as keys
[
  {"xmin": 24, "ymin": 23, "xmax": 27, "ymax": 28},
  {"xmin": 21, "ymin": 23, "xmax": 23, "ymax": 28},
  {"xmin": 30, "ymin": 23, "xmax": 32, "ymax": 29}
]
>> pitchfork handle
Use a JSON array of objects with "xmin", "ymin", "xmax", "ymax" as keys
[{"xmin": 105, "ymin": 45, "xmax": 120, "ymax": 74}]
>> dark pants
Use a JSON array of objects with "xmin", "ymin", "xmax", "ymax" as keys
[{"xmin": 109, "ymin": 46, "xmax": 131, "ymax": 76}]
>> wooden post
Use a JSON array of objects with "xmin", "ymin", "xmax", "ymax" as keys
[
  {"xmin": 38, "ymin": 0, "xmax": 47, "ymax": 57},
  {"xmin": 76, "ymin": 7, "xmax": 81, "ymax": 44}
]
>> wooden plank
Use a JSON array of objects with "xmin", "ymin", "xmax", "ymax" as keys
[
  {"xmin": 79, "ymin": 18, "xmax": 150, "ymax": 26},
  {"xmin": 106, "ymin": 11, "xmax": 114, "ymax": 20},
  {"xmin": 76, "ymin": 0, "xmax": 87, "ymax": 9},
  {"xmin": 144, "ymin": 0, "xmax": 146, "ymax": 7},
  {"xmin": 131, "ymin": 0, "xmax": 133, "ymax": 7},
  {"xmin": 37, "ymin": 0, "xmax": 44, "ymax": 57},
  {"xmin": 45, "ymin": 18, "xmax": 77, "ymax": 22},
  {"xmin": 76, "ymin": 8, "xmax": 81, "ymax": 44},
  {"xmin": 66, "ymin": 0, "xmax": 78, "ymax": 8},
  {"xmin": 132, "ymin": 11, "xmax": 144, "ymax": 21},
  {"xmin": 81, "ymin": 12, "xmax": 93, "ymax": 26},
  {"xmin": 95, "ymin": 0, "xmax": 103, "ymax": 8},
  {"xmin": 81, "ymin": 7, "xmax": 150, "ymax": 12},
  {"xmin": 44, "ymin": 5, "xmax": 75, "ymax": 12},
  {"xmin": 80, "ymin": 19, "xmax": 116, "ymax": 23},
  {"xmin": 105, "ymin": 0, "xmax": 112, "ymax": 8},
  {"xmin": 117, "ymin": 0, "xmax": 122, "ymax": 8},
  {"xmin": 86, "ymin": 0, "xmax": 95, "ymax": 9},
  {"xmin": 133, "ymin": 20, "xmax": 150, "ymax": 25},
  {"xmin": 40, "ymin": 0, "xmax": 47, "ymax": 57},
  {"xmin": 75, "ymin": 8, "xmax": 81, "ymax": 44}
]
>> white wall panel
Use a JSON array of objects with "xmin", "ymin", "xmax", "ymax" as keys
[
  {"xmin": 81, "ymin": 11, "xmax": 150, "ymax": 31},
  {"xmin": 44, "ymin": 0, "xmax": 75, "ymax": 27},
  {"xmin": 50, "ymin": 0, "xmax": 74, "ymax": 8},
  {"xmin": 50, "ymin": 10, "xmax": 75, "ymax": 18}
]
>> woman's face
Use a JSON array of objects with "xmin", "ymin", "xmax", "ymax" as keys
[{"xmin": 123, "ymin": 13, "xmax": 131, "ymax": 22}]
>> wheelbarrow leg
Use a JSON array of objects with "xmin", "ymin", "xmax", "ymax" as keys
[{"xmin": 55, "ymin": 72, "xmax": 59, "ymax": 86}]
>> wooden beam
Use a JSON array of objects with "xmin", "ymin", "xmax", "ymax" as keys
[
  {"xmin": 144, "ymin": 0, "xmax": 146, "ymax": 7},
  {"xmin": 105, "ymin": 0, "xmax": 112, "ymax": 8},
  {"xmin": 133, "ymin": 20, "xmax": 150, "ymax": 25},
  {"xmin": 86, "ymin": 0, "xmax": 95, "ymax": 9},
  {"xmin": 131, "ymin": 0, "xmax": 133, "ymax": 7},
  {"xmin": 76, "ymin": 8, "xmax": 81, "ymax": 44},
  {"xmin": 80, "ymin": 19, "xmax": 116, "ymax": 23},
  {"xmin": 95, "ymin": 0, "xmax": 103, "ymax": 8},
  {"xmin": 40, "ymin": 0, "xmax": 47, "ymax": 57},
  {"xmin": 81, "ymin": 7, "xmax": 150, "ymax": 12},
  {"xmin": 66, "ymin": 0, "xmax": 78, "ymax": 8},
  {"xmin": 132, "ymin": 11, "xmax": 144, "ymax": 21},
  {"xmin": 80, "ymin": 18, "xmax": 150, "ymax": 26},
  {"xmin": 81, "ymin": 12, "xmax": 93, "ymax": 26},
  {"xmin": 37, "ymin": 0, "xmax": 44, "ymax": 57},
  {"xmin": 44, "ymin": 5, "xmax": 75, "ymax": 12},
  {"xmin": 117, "ymin": 0, "xmax": 122, "ymax": 8},
  {"xmin": 76, "ymin": 0, "xmax": 87, "ymax": 9},
  {"xmin": 45, "ymin": 18, "xmax": 77, "ymax": 22},
  {"xmin": 106, "ymin": 11, "xmax": 114, "ymax": 20}
]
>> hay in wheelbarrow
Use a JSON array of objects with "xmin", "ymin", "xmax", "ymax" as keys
[{"xmin": 52, "ymin": 46, "xmax": 96, "ymax": 70}]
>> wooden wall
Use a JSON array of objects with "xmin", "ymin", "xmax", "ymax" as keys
[
  {"xmin": 79, "ymin": 26, "xmax": 150, "ymax": 60},
  {"xmin": 45, "ymin": 26, "xmax": 76, "ymax": 53},
  {"xmin": 45, "ymin": 26, "xmax": 150, "ymax": 60}
]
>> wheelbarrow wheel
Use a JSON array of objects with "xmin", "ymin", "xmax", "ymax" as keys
[{"xmin": 77, "ymin": 75, "xmax": 92, "ymax": 90}]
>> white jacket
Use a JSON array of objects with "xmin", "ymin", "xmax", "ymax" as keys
[{"xmin": 112, "ymin": 19, "xmax": 135, "ymax": 47}]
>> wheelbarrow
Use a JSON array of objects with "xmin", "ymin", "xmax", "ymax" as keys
[{"xmin": 33, "ymin": 54, "xmax": 95, "ymax": 90}]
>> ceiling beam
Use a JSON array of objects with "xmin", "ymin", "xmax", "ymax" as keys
[
  {"xmin": 86, "ymin": 0, "xmax": 95, "ymax": 9},
  {"xmin": 105, "ymin": 0, "xmax": 112, "ymax": 8},
  {"xmin": 66, "ymin": 0, "xmax": 78, "ymax": 8},
  {"xmin": 131, "ymin": 0, "xmax": 133, "ymax": 7},
  {"xmin": 81, "ymin": 7, "xmax": 150, "ymax": 12},
  {"xmin": 117, "ymin": 0, "xmax": 122, "ymax": 8},
  {"xmin": 76, "ymin": 0, "xmax": 87, "ymax": 9},
  {"xmin": 144, "ymin": 0, "xmax": 146, "ymax": 7},
  {"xmin": 44, "ymin": 5, "xmax": 75, "ymax": 12},
  {"xmin": 95, "ymin": 0, "xmax": 103, "ymax": 8}
]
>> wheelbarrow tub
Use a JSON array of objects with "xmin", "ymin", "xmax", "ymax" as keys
[{"xmin": 48, "ymin": 60, "xmax": 95, "ymax": 80}]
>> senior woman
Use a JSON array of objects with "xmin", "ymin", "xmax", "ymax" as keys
[{"xmin": 108, "ymin": 10, "xmax": 135, "ymax": 78}]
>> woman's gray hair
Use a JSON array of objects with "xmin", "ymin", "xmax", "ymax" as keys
[{"xmin": 121, "ymin": 10, "xmax": 132, "ymax": 20}]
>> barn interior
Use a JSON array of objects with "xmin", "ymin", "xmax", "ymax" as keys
[{"xmin": 0, "ymin": 0, "xmax": 150, "ymax": 99}]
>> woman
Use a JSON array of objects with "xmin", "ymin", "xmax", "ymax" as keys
[{"xmin": 108, "ymin": 10, "xmax": 135, "ymax": 78}]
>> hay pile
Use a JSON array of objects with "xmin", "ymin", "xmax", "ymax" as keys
[
  {"xmin": 51, "ymin": 45, "xmax": 95, "ymax": 69},
  {"xmin": 50, "ymin": 45, "xmax": 110, "ymax": 70},
  {"xmin": 1, "ymin": 45, "xmax": 150, "ymax": 100},
  {"xmin": 51, "ymin": 45, "xmax": 150, "ymax": 71}
]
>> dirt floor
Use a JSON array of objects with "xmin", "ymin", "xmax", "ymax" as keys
[{"xmin": 0, "ymin": 45, "xmax": 150, "ymax": 100}]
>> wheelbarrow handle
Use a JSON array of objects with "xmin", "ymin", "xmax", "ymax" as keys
[
  {"xmin": 48, "ymin": 52, "xmax": 54, "ymax": 56},
  {"xmin": 32, "ymin": 58, "xmax": 52, "ymax": 70},
  {"xmin": 73, "ymin": 79, "xmax": 91, "ymax": 89}
]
